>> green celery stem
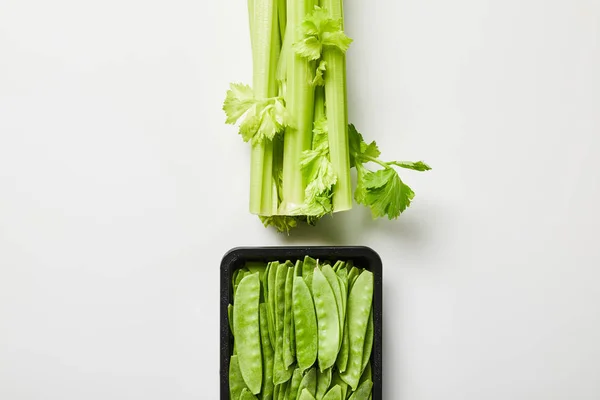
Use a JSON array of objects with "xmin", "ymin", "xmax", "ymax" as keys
[
  {"xmin": 278, "ymin": 0, "xmax": 287, "ymax": 44},
  {"xmin": 281, "ymin": 0, "xmax": 316, "ymax": 214},
  {"xmin": 321, "ymin": 0, "xmax": 352, "ymax": 212},
  {"xmin": 249, "ymin": 0, "xmax": 279, "ymax": 215}
]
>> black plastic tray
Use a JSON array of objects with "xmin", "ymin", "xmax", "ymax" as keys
[{"xmin": 220, "ymin": 246, "xmax": 383, "ymax": 400}]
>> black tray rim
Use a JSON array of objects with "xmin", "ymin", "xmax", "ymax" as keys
[{"xmin": 220, "ymin": 245, "xmax": 383, "ymax": 400}]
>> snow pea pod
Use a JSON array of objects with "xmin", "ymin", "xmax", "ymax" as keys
[
  {"xmin": 292, "ymin": 276, "xmax": 318, "ymax": 371},
  {"xmin": 320, "ymin": 264, "xmax": 344, "ymax": 348},
  {"xmin": 240, "ymin": 388, "xmax": 258, "ymax": 400},
  {"xmin": 335, "ymin": 317, "xmax": 349, "ymax": 372},
  {"xmin": 322, "ymin": 385, "xmax": 342, "ymax": 400},
  {"xmin": 228, "ymin": 304, "xmax": 234, "ymax": 335},
  {"xmin": 347, "ymin": 267, "xmax": 360, "ymax": 291},
  {"xmin": 296, "ymin": 367, "xmax": 317, "ymax": 400},
  {"xmin": 298, "ymin": 389, "xmax": 316, "ymax": 400},
  {"xmin": 312, "ymin": 267, "xmax": 340, "ymax": 371},
  {"xmin": 229, "ymin": 355, "xmax": 247, "ymax": 400},
  {"xmin": 315, "ymin": 367, "xmax": 332, "ymax": 399},
  {"xmin": 330, "ymin": 370, "xmax": 348, "ymax": 399},
  {"xmin": 278, "ymin": 380, "xmax": 289, "ymax": 400},
  {"xmin": 284, "ymin": 267, "xmax": 295, "ymax": 367},
  {"xmin": 260, "ymin": 303, "xmax": 274, "ymax": 399},
  {"xmin": 267, "ymin": 262, "xmax": 278, "ymax": 352},
  {"xmin": 233, "ymin": 273, "xmax": 263, "ymax": 394},
  {"xmin": 274, "ymin": 263, "xmax": 293, "ymax": 384},
  {"xmin": 361, "ymin": 309, "xmax": 374, "ymax": 373},
  {"xmin": 302, "ymin": 256, "xmax": 317, "ymax": 293},
  {"xmin": 347, "ymin": 379, "xmax": 372, "ymax": 400},
  {"xmin": 288, "ymin": 368, "xmax": 303, "ymax": 400},
  {"xmin": 359, "ymin": 362, "xmax": 371, "ymax": 387},
  {"xmin": 335, "ymin": 268, "xmax": 349, "ymax": 372},
  {"xmin": 246, "ymin": 261, "xmax": 267, "ymax": 278},
  {"xmin": 340, "ymin": 271, "xmax": 373, "ymax": 391}
]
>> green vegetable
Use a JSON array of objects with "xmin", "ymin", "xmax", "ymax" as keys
[
  {"xmin": 312, "ymin": 266, "xmax": 340, "ymax": 371},
  {"xmin": 339, "ymin": 271, "xmax": 373, "ymax": 391},
  {"xmin": 274, "ymin": 263, "xmax": 293, "ymax": 384},
  {"xmin": 322, "ymin": 385, "xmax": 342, "ymax": 400},
  {"xmin": 297, "ymin": 368, "xmax": 317, "ymax": 399},
  {"xmin": 240, "ymin": 388, "xmax": 259, "ymax": 399},
  {"xmin": 260, "ymin": 304, "xmax": 275, "ymax": 398},
  {"xmin": 229, "ymin": 258, "xmax": 374, "ymax": 399},
  {"xmin": 223, "ymin": 0, "xmax": 430, "ymax": 232},
  {"xmin": 347, "ymin": 379, "xmax": 373, "ymax": 400},
  {"xmin": 315, "ymin": 367, "xmax": 332, "ymax": 399},
  {"xmin": 299, "ymin": 388, "xmax": 317, "ymax": 400},
  {"xmin": 233, "ymin": 274, "xmax": 263, "ymax": 394},
  {"xmin": 283, "ymin": 267, "xmax": 296, "ymax": 367},
  {"xmin": 293, "ymin": 276, "xmax": 318, "ymax": 371},
  {"xmin": 230, "ymin": 355, "xmax": 248, "ymax": 400}
]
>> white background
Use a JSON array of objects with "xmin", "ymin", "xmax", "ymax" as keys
[{"xmin": 1, "ymin": 0, "xmax": 599, "ymax": 399}]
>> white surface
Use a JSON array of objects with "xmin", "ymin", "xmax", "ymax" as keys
[{"xmin": 1, "ymin": 0, "xmax": 599, "ymax": 398}]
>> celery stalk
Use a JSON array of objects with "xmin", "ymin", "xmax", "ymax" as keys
[
  {"xmin": 280, "ymin": 0, "xmax": 316, "ymax": 214},
  {"xmin": 278, "ymin": 0, "xmax": 287, "ymax": 45},
  {"xmin": 321, "ymin": 0, "xmax": 352, "ymax": 212},
  {"xmin": 249, "ymin": 0, "xmax": 280, "ymax": 214}
]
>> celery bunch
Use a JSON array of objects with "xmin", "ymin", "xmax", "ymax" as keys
[{"xmin": 223, "ymin": 0, "xmax": 430, "ymax": 232}]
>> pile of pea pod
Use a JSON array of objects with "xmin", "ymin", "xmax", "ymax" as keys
[{"xmin": 228, "ymin": 255, "xmax": 374, "ymax": 400}]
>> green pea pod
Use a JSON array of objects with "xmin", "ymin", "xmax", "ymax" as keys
[
  {"xmin": 233, "ymin": 273, "xmax": 263, "ymax": 394},
  {"xmin": 332, "ymin": 260, "xmax": 345, "ymax": 273},
  {"xmin": 361, "ymin": 309, "xmax": 374, "ymax": 373},
  {"xmin": 347, "ymin": 379, "xmax": 372, "ymax": 400},
  {"xmin": 298, "ymin": 389, "xmax": 316, "ymax": 400},
  {"xmin": 235, "ymin": 269, "xmax": 249, "ymax": 295},
  {"xmin": 288, "ymin": 368, "xmax": 303, "ymax": 400},
  {"xmin": 302, "ymin": 256, "xmax": 317, "ymax": 293},
  {"xmin": 322, "ymin": 385, "xmax": 342, "ymax": 400},
  {"xmin": 320, "ymin": 264, "xmax": 344, "ymax": 350},
  {"xmin": 312, "ymin": 267, "xmax": 340, "ymax": 371},
  {"xmin": 297, "ymin": 368, "xmax": 317, "ymax": 400},
  {"xmin": 274, "ymin": 263, "xmax": 293, "ymax": 384},
  {"xmin": 335, "ymin": 316, "xmax": 349, "ymax": 373},
  {"xmin": 267, "ymin": 262, "xmax": 279, "ymax": 353},
  {"xmin": 263, "ymin": 264, "xmax": 270, "ymax": 312},
  {"xmin": 229, "ymin": 303, "xmax": 237, "ymax": 356},
  {"xmin": 336, "ymin": 268, "xmax": 348, "ymax": 315},
  {"xmin": 246, "ymin": 261, "xmax": 267, "ymax": 279},
  {"xmin": 340, "ymin": 271, "xmax": 373, "ymax": 391},
  {"xmin": 330, "ymin": 370, "xmax": 348, "ymax": 399},
  {"xmin": 315, "ymin": 367, "xmax": 332, "ymax": 399},
  {"xmin": 347, "ymin": 267, "xmax": 360, "ymax": 291},
  {"xmin": 292, "ymin": 277, "xmax": 318, "ymax": 371},
  {"xmin": 294, "ymin": 260, "xmax": 302, "ymax": 277},
  {"xmin": 240, "ymin": 388, "xmax": 258, "ymax": 400},
  {"xmin": 232, "ymin": 269, "xmax": 240, "ymax": 294},
  {"xmin": 284, "ymin": 267, "xmax": 295, "ymax": 367},
  {"xmin": 335, "ymin": 269, "xmax": 349, "ymax": 372},
  {"xmin": 228, "ymin": 304, "xmax": 234, "ymax": 335},
  {"xmin": 359, "ymin": 362, "xmax": 371, "ymax": 387},
  {"xmin": 260, "ymin": 304, "xmax": 275, "ymax": 399},
  {"xmin": 229, "ymin": 355, "xmax": 247, "ymax": 400},
  {"xmin": 278, "ymin": 380, "xmax": 289, "ymax": 400},
  {"xmin": 273, "ymin": 384, "xmax": 280, "ymax": 399}
]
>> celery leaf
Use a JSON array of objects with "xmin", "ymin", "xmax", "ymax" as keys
[
  {"xmin": 358, "ymin": 168, "xmax": 415, "ymax": 219},
  {"xmin": 223, "ymin": 83, "xmax": 292, "ymax": 144},
  {"xmin": 293, "ymin": 6, "xmax": 353, "ymax": 61},
  {"xmin": 389, "ymin": 161, "xmax": 432, "ymax": 171}
]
